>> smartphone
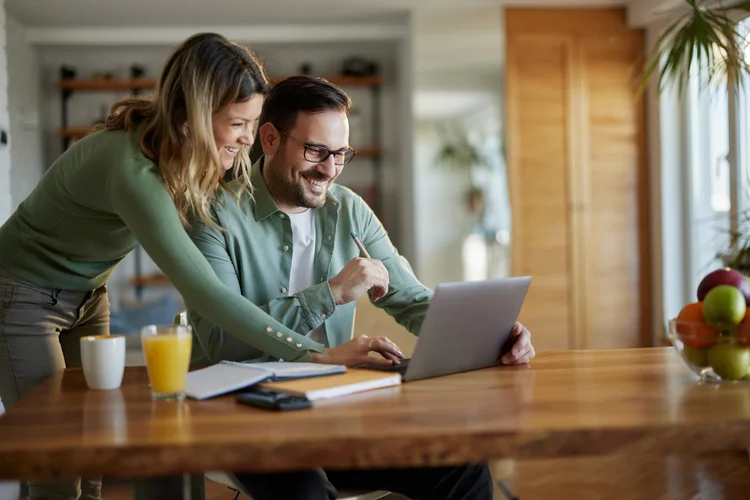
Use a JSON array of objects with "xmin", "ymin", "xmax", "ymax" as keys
[{"xmin": 236, "ymin": 388, "xmax": 312, "ymax": 411}]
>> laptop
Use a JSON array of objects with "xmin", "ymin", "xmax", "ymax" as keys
[{"xmin": 362, "ymin": 276, "xmax": 532, "ymax": 382}]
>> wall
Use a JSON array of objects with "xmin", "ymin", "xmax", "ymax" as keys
[
  {"xmin": 7, "ymin": 14, "xmax": 43, "ymax": 209},
  {"xmin": 0, "ymin": 0, "xmax": 10, "ymax": 225},
  {"xmin": 0, "ymin": 7, "xmax": 20, "ymax": 500},
  {"xmin": 36, "ymin": 40, "xmax": 404, "ymax": 309}
]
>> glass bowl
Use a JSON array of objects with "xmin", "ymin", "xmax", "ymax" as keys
[{"xmin": 668, "ymin": 318, "xmax": 750, "ymax": 383}]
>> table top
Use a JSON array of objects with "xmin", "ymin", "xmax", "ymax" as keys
[{"xmin": 1, "ymin": 347, "xmax": 749, "ymax": 480}]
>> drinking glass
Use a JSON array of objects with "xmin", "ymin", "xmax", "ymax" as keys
[{"xmin": 140, "ymin": 325, "xmax": 192, "ymax": 400}]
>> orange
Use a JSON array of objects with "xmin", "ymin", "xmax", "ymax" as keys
[
  {"xmin": 736, "ymin": 315, "xmax": 750, "ymax": 346},
  {"xmin": 675, "ymin": 302, "xmax": 720, "ymax": 348}
]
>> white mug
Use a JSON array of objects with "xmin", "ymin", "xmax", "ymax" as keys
[{"xmin": 80, "ymin": 335, "xmax": 126, "ymax": 390}]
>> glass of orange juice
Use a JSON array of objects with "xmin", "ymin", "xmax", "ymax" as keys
[{"xmin": 140, "ymin": 325, "xmax": 193, "ymax": 400}]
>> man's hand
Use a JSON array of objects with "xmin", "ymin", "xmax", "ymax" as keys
[
  {"xmin": 310, "ymin": 334, "xmax": 404, "ymax": 367},
  {"xmin": 329, "ymin": 257, "xmax": 389, "ymax": 305},
  {"xmin": 500, "ymin": 322, "xmax": 534, "ymax": 365}
]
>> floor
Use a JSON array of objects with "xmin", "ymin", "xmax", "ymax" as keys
[{"xmin": 70, "ymin": 452, "xmax": 750, "ymax": 499}]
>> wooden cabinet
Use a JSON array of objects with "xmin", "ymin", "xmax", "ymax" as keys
[{"xmin": 505, "ymin": 8, "xmax": 651, "ymax": 351}]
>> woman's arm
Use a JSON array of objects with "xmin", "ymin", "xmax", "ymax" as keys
[
  {"xmin": 186, "ymin": 214, "xmax": 334, "ymax": 357},
  {"xmin": 108, "ymin": 160, "xmax": 324, "ymax": 361}
]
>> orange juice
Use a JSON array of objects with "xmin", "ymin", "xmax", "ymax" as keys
[{"xmin": 142, "ymin": 333, "xmax": 192, "ymax": 396}]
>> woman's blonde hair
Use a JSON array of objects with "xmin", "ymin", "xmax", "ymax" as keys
[{"xmin": 104, "ymin": 32, "xmax": 269, "ymax": 227}]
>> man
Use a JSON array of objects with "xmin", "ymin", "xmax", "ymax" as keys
[{"xmin": 187, "ymin": 75, "xmax": 534, "ymax": 499}]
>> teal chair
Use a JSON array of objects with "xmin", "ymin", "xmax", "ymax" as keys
[{"xmin": 174, "ymin": 312, "xmax": 389, "ymax": 500}]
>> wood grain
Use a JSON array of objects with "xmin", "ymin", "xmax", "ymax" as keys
[
  {"xmin": 494, "ymin": 452, "xmax": 750, "ymax": 500},
  {"xmin": 1, "ymin": 348, "xmax": 750, "ymax": 481},
  {"xmin": 505, "ymin": 8, "xmax": 649, "ymax": 351},
  {"xmin": 506, "ymin": 33, "xmax": 574, "ymax": 350}
]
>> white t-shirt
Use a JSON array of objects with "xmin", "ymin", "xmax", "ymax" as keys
[{"xmin": 286, "ymin": 209, "xmax": 327, "ymax": 346}]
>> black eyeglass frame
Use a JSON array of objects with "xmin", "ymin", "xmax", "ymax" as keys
[{"xmin": 276, "ymin": 127, "xmax": 357, "ymax": 166}]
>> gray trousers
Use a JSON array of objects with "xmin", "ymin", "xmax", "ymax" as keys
[{"xmin": 0, "ymin": 267, "xmax": 109, "ymax": 500}]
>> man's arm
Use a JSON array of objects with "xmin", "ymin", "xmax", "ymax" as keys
[
  {"xmin": 354, "ymin": 198, "xmax": 433, "ymax": 335},
  {"xmin": 354, "ymin": 199, "xmax": 534, "ymax": 364}
]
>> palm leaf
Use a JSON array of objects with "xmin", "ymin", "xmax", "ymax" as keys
[{"xmin": 638, "ymin": 0, "xmax": 750, "ymax": 96}]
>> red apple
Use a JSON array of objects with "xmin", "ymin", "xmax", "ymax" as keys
[{"xmin": 697, "ymin": 268, "xmax": 750, "ymax": 305}]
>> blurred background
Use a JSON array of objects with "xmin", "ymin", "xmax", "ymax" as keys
[{"xmin": 1, "ymin": 0, "xmax": 740, "ymax": 355}]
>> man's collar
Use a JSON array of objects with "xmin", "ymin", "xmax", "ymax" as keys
[
  {"xmin": 250, "ymin": 156, "xmax": 340, "ymax": 222},
  {"xmin": 250, "ymin": 156, "xmax": 281, "ymax": 222}
]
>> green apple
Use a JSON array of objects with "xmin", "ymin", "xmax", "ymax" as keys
[
  {"xmin": 702, "ymin": 285, "xmax": 747, "ymax": 329},
  {"xmin": 707, "ymin": 343, "xmax": 750, "ymax": 380},
  {"xmin": 683, "ymin": 345, "xmax": 709, "ymax": 367}
]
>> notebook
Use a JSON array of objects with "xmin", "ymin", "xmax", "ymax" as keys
[
  {"xmin": 258, "ymin": 368, "xmax": 402, "ymax": 401},
  {"xmin": 185, "ymin": 361, "xmax": 346, "ymax": 400}
]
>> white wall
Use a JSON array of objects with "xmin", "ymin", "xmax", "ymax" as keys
[
  {"xmin": 0, "ymin": 0, "xmax": 11, "ymax": 225},
  {"xmin": 37, "ymin": 39, "xmax": 406, "ymax": 308},
  {"xmin": 7, "ymin": 14, "xmax": 43, "ymax": 210},
  {"xmin": 0, "ymin": 5, "xmax": 22, "ymax": 497}
]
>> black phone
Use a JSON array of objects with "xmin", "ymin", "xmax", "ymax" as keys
[{"xmin": 236, "ymin": 388, "xmax": 312, "ymax": 411}]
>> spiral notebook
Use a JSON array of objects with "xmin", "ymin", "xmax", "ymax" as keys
[{"xmin": 185, "ymin": 361, "xmax": 346, "ymax": 400}]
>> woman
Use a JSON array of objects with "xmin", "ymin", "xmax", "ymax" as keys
[{"xmin": 0, "ymin": 33, "xmax": 325, "ymax": 500}]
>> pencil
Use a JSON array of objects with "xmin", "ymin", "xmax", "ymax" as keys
[{"xmin": 350, "ymin": 232, "xmax": 371, "ymax": 258}]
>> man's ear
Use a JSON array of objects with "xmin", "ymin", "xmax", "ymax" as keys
[{"xmin": 259, "ymin": 123, "xmax": 281, "ymax": 155}]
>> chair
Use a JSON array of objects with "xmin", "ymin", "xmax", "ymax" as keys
[{"xmin": 174, "ymin": 312, "xmax": 388, "ymax": 500}]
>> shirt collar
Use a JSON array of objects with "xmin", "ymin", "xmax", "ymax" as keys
[{"xmin": 250, "ymin": 156, "xmax": 340, "ymax": 222}]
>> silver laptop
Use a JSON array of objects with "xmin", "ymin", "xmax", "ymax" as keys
[{"xmin": 364, "ymin": 276, "xmax": 532, "ymax": 382}]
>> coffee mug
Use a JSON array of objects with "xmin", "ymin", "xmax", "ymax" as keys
[{"xmin": 80, "ymin": 335, "xmax": 126, "ymax": 390}]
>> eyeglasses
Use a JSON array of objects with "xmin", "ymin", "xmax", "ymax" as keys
[{"xmin": 276, "ymin": 128, "xmax": 357, "ymax": 166}]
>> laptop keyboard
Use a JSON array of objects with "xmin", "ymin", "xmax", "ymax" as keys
[{"xmin": 360, "ymin": 358, "xmax": 411, "ymax": 375}]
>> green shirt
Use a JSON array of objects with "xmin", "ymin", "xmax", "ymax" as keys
[
  {"xmin": 187, "ymin": 158, "xmax": 432, "ymax": 364},
  {"xmin": 0, "ymin": 125, "xmax": 322, "ymax": 361}
]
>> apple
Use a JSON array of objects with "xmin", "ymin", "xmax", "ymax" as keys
[
  {"xmin": 698, "ymin": 268, "xmax": 750, "ymax": 305},
  {"xmin": 683, "ymin": 345, "xmax": 709, "ymax": 367},
  {"xmin": 707, "ymin": 343, "xmax": 750, "ymax": 380},
  {"xmin": 703, "ymin": 285, "xmax": 747, "ymax": 329}
]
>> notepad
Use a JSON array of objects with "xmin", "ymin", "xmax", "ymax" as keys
[
  {"xmin": 185, "ymin": 361, "xmax": 346, "ymax": 400},
  {"xmin": 259, "ymin": 368, "xmax": 402, "ymax": 401}
]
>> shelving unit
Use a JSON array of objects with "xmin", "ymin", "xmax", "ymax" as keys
[{"xmin": 56, "ymin": 74, "xmax": 384, "ymax": 299}]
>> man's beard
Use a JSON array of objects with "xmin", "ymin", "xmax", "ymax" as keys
[{"xmin": 266, "ymin": 154, "xmax": 329, "ymax": 209}]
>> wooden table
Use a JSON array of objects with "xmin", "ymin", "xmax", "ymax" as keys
[{"xmin": 1, "ymin": 347, "xmax": 750, "ymax": 485}]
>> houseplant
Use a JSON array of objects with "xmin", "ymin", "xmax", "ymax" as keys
[
  {"xmin": 433, "ymin": 122, "xmax": 492, "ymax": 216},
  {"xmin": 640, "ymin": 1, "xmax": 750, "ymax": 273},
  {"xmin": 639, "ymin": 0, "xmax": 750, "ymax": 95}
]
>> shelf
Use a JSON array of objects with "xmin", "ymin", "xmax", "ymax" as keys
[
  {"xmin": 269, "ymin": 75, "xmax": 382, "ymax": 87},
  {"xmin": 57, "ymin": 125, "xmax": 384, "ymax": 155},
  {"xmin": 57, "ymin": 75, "xmax": 381, "ymax": 93},
  {"xmin": 354, "ymin": 147, "xmax": 383, "ymax": 158},
  {"xmin": 131, "ymin": 274, "xmax": 171, "ymax": 286},
  {"xmin": 57, "ymin": 78, "xmax": 157, "ymax": 91},
  {"xmin": 57, "ymin": 127, "xmax": 99, "ymax": 138}
]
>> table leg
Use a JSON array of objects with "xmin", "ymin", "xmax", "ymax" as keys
[{"xmin": 133, "ymin": 474, "xmax": 205, "ymax": 500}]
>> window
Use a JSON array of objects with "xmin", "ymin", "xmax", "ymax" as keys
[{"xmin": 686, "ymin": 54, "xmax": 731, "ymax": 293}]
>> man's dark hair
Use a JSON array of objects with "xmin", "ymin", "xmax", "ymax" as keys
[{"xmin": 250, "ymin": 75, "xmax": 351, "ymax": 163}]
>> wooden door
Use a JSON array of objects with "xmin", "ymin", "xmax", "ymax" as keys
[
  {"xmin": 506, "ymin": 34, "xmax": 575, "ymax": 350},
  {"xmin": 505, "ymin": 9, "xmax": 650, "ymax": 350},
  {"xmin": 580, "ymin": 35, "xmax": 650, "ymax": 349}
]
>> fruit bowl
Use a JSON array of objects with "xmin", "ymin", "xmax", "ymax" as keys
[{"xmin": 668, "ymin": 318, "xmax": 750, "ymax": 382}]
